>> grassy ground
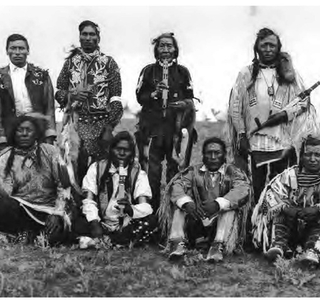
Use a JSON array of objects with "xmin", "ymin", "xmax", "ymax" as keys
[{"xmin": 3, "ymin": 119, "xmax": 320, "ymax": 297}]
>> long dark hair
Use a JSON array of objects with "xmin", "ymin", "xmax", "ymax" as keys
[
  {"xmin": 4, "ymin": 116, "xmax": 46, "ymax": 177},
  {"xmin": 98, "ymin": 131, "xmax": 136, "ymax": 195},
  {"xmin": 248, "ymin": 28, "xmax": 286, "ymax": 90},
  {"xmin": 152, "ymin": 32, "xmax": 179, "ymax": 60}
]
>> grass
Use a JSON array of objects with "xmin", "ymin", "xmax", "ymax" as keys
[{"xmin": 3, "ymin": 118, "xmax": 320, "ymax": 297}]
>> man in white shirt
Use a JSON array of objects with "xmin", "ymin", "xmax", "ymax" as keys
[
  {"xmin": 73, "ymin": 131, "xmax": 157, "ymax": 248},
  {"xmin": 0, "ymin": 34, "xmax": 56, "ymax": 148}
]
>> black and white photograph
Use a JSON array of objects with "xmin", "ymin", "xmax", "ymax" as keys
[{"xmin": 0, "ymin": 0, "xmax": 319, "ymax": 297}]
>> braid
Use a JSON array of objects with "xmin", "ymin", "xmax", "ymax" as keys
[
  {"xmin": 4, "ymin": 148, "xmax": 15, "ymax": 178},
  {"xmin": 35, "ymin": 143, "xmax": 42, "ymax": 170},
  {"xmin": 98, "ymin": 159, "xmax": 112, "ymax": 195},
  {"xmin": 247, "ymin": 56, "xmax": 260, "ymax": 91}
]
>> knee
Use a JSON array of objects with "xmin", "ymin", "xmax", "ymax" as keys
[{"xmin": 144, "ymin": 215, "xmax": 158, "ymax": 230}]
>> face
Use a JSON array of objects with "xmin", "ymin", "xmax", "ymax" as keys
[
  {"xmin": 157, "ymin": 37, "xmax": 176, "ymax": 62},
  {"xmin": 7, "ymin": 40, "xmax": 29, "ymax": 67},
  {"xmin": 111, "ymin": 140, "xmax": 133, "ymax": 167},
  {"xmin": 302, "ymin": 145, "xmax": 320, "ymax": 174},
  {"xmin": 14, "ymin": 120, "xmax": 37, "ymax": 149},
  {"xmin": 257, "ymin": 35, "xmax": 279, "ymax": 65},
  {"xmin": 80, "ymin": 25, "xmax": 99, "ymax": 53},
  {"xmin": 203, "ymin": 142, "xmax": 225, "ymax": 172}
]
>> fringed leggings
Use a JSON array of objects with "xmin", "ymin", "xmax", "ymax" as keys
[{"xmin": 272, "ymin": 216, "xmax": 320, "ymax": 253}]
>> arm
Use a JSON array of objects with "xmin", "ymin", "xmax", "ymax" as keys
[
  {"xmin": 170, "ymin": 169, "xmax": 194, "ymax": 209},
  {"xmin": 182, "ymin": 65, "xmax": 194, "ymax": 100},
  {"xmin": 130, "ymin": 169, "xmax": 153, "ymax": 219},
  {"xmin": 43, "ymin": 74, "xmax": 57, "ymax": 138},
  {"xmin": 136, "ymin": 65, "xmax": 155, "ymax": 107},
  {"xmin": 284, "ymin": 71, "xmax": 308, "ymax": 122},
  {"xmin": 81, "ymin": 162, "xmax": 100, "ymax": 222},
  {"xmin": 228, "ymin": 71, "xmax": 247, "ymax": 135},
  {"xmin": 0, "ymin": 95, "xmax": 6, "ymax": 145},
  {"xmin": 55, "ymin": 60, "xmax": 70, "ymax": 109},
  {"xmin": 219, "ymin": 165, "xmax": 250, "ymax": 210},
  {"xmin": 106, "ymin": 58, "xmax": 123, "ymax": 128},
  {"xmin": 0, "ymin": 150, "xmax": 13, "ymax": 196}
]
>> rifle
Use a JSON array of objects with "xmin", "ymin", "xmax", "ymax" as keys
[{"xmin": 250, "ymin": 81, "xmax": 320, "ymax": 136}]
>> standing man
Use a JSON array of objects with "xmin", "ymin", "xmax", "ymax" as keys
[
  {"xmin": 136, "ymin": 32, "xmax": 196, "ymax": 212},
  {"xmin": 55, "ymin": 20, "xmax": 123, "ymax": 186},
  {"xmin": 0, "ymin": 34, "xmax": 56, "ymax": 148},
  {"xmin": 228, "ymin": 28, "xmax": 312, "ymax": 203}
]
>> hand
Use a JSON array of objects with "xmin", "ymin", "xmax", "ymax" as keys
[
  {"xmin": 44, "ymin": 136, "xmax": 56, "ymax": 145},
  {"xmin": 116, "ymin": 195, "xmax": 133, "ymax": 217},
  {"xmin": 71, "ymin": 87, "xmax": 92, "ymax": 103},
  {"xmin": 90, "ymin": 220, "xmax": 103, "ymax": 238},
  {"xmin": 182, "ymin": 202, "xmax": 205, "ymax": 220},
  {"xmin": 151, "ymin": 81, "xmax": 168, "ymax": 99},
  {"xmin": 238, "ymin": 133, "xmax": 250, "ymax": 159},
  {"xmin": 168, "ymin": 100, "xmax": 193, "ymax": 110},
  {"xmin": 100, "ymin": 125, "xmax": 113, "ymax": 144},
  {"xmin": 282, "ymin": 206, "xmax": 301, "ymax": 220},
  {"xmin": 298, "ymin": 207, "xmax": 320, "ymax": 223},
  {"xmin": 298, "ymin": 97, "xmax": 309, "ymax": 111},
  {"xmin": 202, "ymin": 200, "xmax": 220, "ymax": 217},
  {"xmin": 45, "ymin": 215, "xmax": 63, "ymax": 236}
]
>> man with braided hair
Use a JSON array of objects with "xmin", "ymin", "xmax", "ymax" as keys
[
  {"xmin": 135, "ymin": 32, "xmax": 196, "ymax": 212},
  {"xmin": 227, "ymin": 28, "xmax": 310, "ymax": 204},
  {"xmin": 252, "ymin": 135, "xmax": 320, "ymax": 265},
  {"xmin": 0, "ymin": 114, "xmax": 72, "ymax": 245},
  {"xmin": 73, "ymin": 131, "xmax": 157, "ymax": 248}
]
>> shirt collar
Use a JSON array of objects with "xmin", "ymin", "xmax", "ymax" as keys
[
  {"xmin": 200, "ymin": 163, "xmax": 226, "ymax": 176},
  {"xmin": 158, "ymin": 59, "xmax": 175, "ymax": 67},
  {"xmin": 9, "ymin": 62, "xmax": 28, "ymax": 72},
  {"xmin": 109, "ymin": 163, "xmax": 128, "ymax": 174}
]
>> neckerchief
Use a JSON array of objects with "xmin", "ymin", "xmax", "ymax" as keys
[
  {"xmin": 76, "ymin": 47, "xmax": 101, "ymax": 63},
  {"xmin": 14, "ymin": 142, "xmax": 39, "ymax": 169},
  {"xmin": 259, "ymin": 62, "xmax": 277, "ymax": 69}
]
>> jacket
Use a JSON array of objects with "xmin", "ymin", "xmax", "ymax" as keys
[{"xmin": 0, "ymin": 63, "xmax": 56, "ymax": 143}]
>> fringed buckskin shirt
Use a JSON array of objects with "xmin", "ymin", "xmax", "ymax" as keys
[{"xmin": 229, "ymin": 65, "xmax": 305, "ymax": 152}]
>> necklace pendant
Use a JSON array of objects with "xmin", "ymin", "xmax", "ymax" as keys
[{"xmin": 268, "ymin": 86, "xmax": 274, "ymax": 96}]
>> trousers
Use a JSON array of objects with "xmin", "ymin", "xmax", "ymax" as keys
[
  {"xmin": 144, "ymin": 135, "xmax": 178, "ymax": 212},
  {"xmin": 169, "ymin": 208, "xmax": 239, "ymax": 254},
  {"xmin": 73, "ymin": 213, "xmax": 158, "ymax": 247}
]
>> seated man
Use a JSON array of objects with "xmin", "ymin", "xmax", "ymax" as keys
[
  {"xmin": 0, "ymin": 114, "xmax": 72, "ymax": 245},
  {"xmin": 158, "ymin": 137, "xmax": 250, "ymax": 262},
  {"xmin": 74, "ymin": 131, "xmax": 157, "ymax": 248},
  {"xmin": 252, "ymin": 135, "xmax": 320, "ymax": 265}
]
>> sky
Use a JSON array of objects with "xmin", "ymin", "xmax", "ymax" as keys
[{"xmin": 1, "ymin": 2, "xmax": 320, "ymax": 121}]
